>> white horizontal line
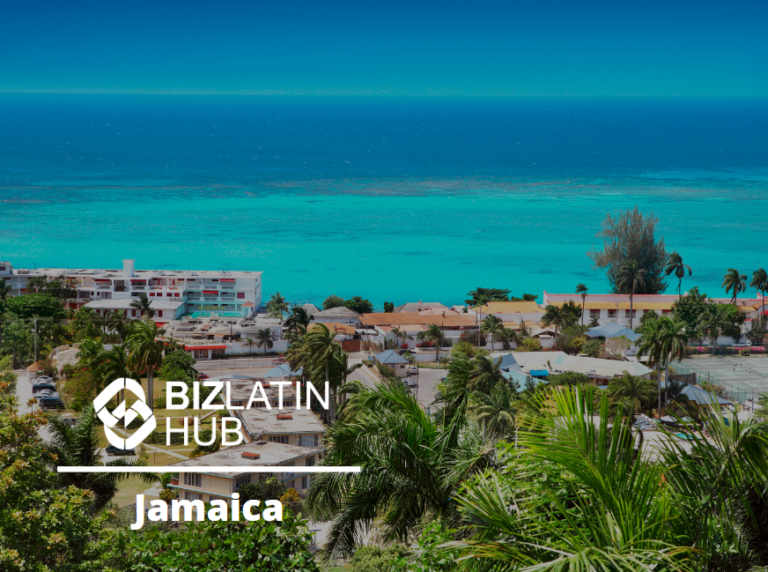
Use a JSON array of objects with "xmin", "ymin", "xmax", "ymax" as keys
[{"xmin": 57, "ymin": 466, "xmax": 361, "ymax": 473}]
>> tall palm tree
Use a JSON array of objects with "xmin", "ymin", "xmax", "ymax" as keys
[
  {"xmin": 469, "ymin": 381, "xmax": 517, "ymax": 438},
  {"xmin": 390, "ymin": 326, "xmax": 413, "ymax": 348},
  {"xmin": 334, "ymin": 349, "xmax": 362, "ymax": 412},
  {"xmin": 722, "ymin": 268, "xmax": 747, "ymax": 304},
  {"xmin": 0, "ymin": 276, "xmax": 12, "ymax": 301},
  {"xmin": 305, "ymin": 323, "xmax": 339, "ymax": 420},
  {"xmin": 617, "ymin": 259, "xmax": 646, "ymax": 329},
  {"xmin": 255, "ymin": 328, "xmax": 273, "ymax": 354},
  {"xmin": 750, "ymin": 268, "xmax": 768, "ymax": 320},
  {"xmin": 541, "ymin": 305, "xmax": 567, "ymax": 345},
  {"xmin": 635, "ymin": 316, "xmax": 665, "ymax": 415},
  {"xmin": 76, "ymin": 337, "xmax": 106, "ymax": 378},
  {"xmin": 417, "ymin": 323, "xmax": 446, "ymax": 362},
  {"xmin": 480, "ymin": 314, "xmax": 505, "ymax": 351},
  {"xmin": 47, "ymin": 405, "xmax": 144, "ymax": 511},
  {"xmin": 468, "ymin": 355, "xmax": 505, "ymax": 394},
  {"xmin": 266, "ymin": 292, "xmax": 289, "ymax": 323},
  {"xmin": 284, "ymin": 306, "xmax": 313, "ymax": 332},
  {"xmin": 699, "ymin": 302, "xmax": 733, "ymax": 356},
  {"xmin": 659, "ymin": 317, "xmax": 688, "ymax": 410},
  {"xmin": 130, "ymin": 293, "xmax": 155, "ymax": 320},
  {"xmin": 99, "ymin": 344, "xmax": 137, "ymax": 421},
  {"xmin": 127, "ymin": 319, "xmax": 166, "ymax": 410},
  {"xmin": 664, "ymin": 251, "xmax": 692, "ymax": 299},
  {"xmin": 305, "ymin": 379, "xmax": 497, "ymax": 557},
  {"xmin": 609, "ymin": 370, "xmax": 657, "ymax": 415},
  {"xmin": 109, "ymin": 309, "xmax": 130, "ymax": 342},
  {"xmin": 575, "ymin": 283, "xmax": 588, "ymax": 327},
  {"xmin": 243, "ymin": 338, "xmax": 255, "ymax": 355}
]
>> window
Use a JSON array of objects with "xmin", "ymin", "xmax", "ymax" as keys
[
  {"xmin": 299, "ymin": 435, "xmax": 319, "ymax": 447},
  {"xmin": 301, "ymin": 476, "xmax": 309, "ymax": 489},
  {"xmin": 183, "ymin": 473, "xmax": 202, "ymax": 487},
  {"xmin": 237, "ymin": 292, "xmax": 245, "ymax": 299},
  {"xmin": 131, "ymin": 310, "xmax": 136, "ymax": 317},
  {"xmin": 589, "ymin": 309, "xmax": 600, "ymax": 318},
  {"xmin": 305, "ymin": 456, "xmax": 315, "ymax": 467},
  {"xmin": 185, "ymin": 491, "xmax": 202, "ymax": 501},
  {"xmin": 607, "ymin": 310, "xmax": 617, "ymax": 318},
  {"xmin": 234, "ymin": 475, "xmax": 250, "ymax": 490},
  {"xmin": 624, "ymin": 310, "xmax": 636, "ymax": 318},
  {"xmin": 268, "ymin": 435, "xmax": 290, "ymax": 444},
  {"xmin": 175, "ymin": 293, "xmax": 180, "ymax": 297},
  {"xmin": 158, "ymin": 310, "xmax": 163, "ymax": 317}
]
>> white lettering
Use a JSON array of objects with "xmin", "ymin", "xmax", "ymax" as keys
[
  {"xmin": 262, "ymin": 500, "xmax": 283, "ymax": 522},
  {"xmin": 194, "ymin": 417, "xmax": 217, "ymax": 445},
  {"xmin": 131, "ymin": 494, "xmax": 145, "ymax": 530},
  {"xmin": 166, "ymin": 416, "xmax": 189, "ymax": 446},
  {"xmin": 246, "ymin": 382, "xmax": 270, "ymax": 409},
  {"xmin": 202, "ymin": 381, "xmax": 225, "ymax": 410},
  {"xmin": 272, "ymin": 381, "xmax": 291, "ymax": 409},
  {"xmin": 148, "ymin": 500, "xmax": 168, "ymax": 522},
  {"xmin": 243, "ymin": 500, "xmax": 261, "ymax": 521},
  {"xmin": 221, "ymin": 417, "xmax": 244, "ymax": 446},
  {"xmin": 225, "ymin": 381, "xmax": 243, "ymax": 410},
  {"xmin": 306, "ymin": 382, "xmax": 329, "ymax": 410},
  {"xmin": 172, "ymin": 499, "xmax": 205, "ymax": 522},
  {"xmin": 166, "ymin": 382, "xmax": 189, "ymax": 410},
  {"xmin": 207, "ymin": 500, "xmax": 229, "ymax": 521}
]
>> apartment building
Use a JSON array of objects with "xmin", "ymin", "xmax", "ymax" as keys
[
  {"xmin": 236, "ymin": 406, "xmax": 326, "ymax": 449},
  {"xmin": 170, "ymin": 441, "xmax": 324, "ymax": 501},
  {"xmin": 0, "ymin": 259, "xmax": 262, "ymax": 322}
]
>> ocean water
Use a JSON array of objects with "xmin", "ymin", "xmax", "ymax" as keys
[{"xmin": 0, "ymin": 95, "xmax": 767, "ymax": 307}]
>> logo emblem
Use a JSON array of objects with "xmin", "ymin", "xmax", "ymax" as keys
[{"xmin": 94, "ymin": 378, "xmax": 157, "ymax": 450}]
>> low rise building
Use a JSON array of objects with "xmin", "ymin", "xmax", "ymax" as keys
[{"xmin": 235, "ymin": 406, "xmax": 326, "ymax": 449}]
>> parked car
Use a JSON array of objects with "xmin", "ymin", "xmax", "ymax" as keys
[
  {"xmin": 32, "ymin": 383, "xmax": 57, "ymax": 394},
  {"xmin": 37, "ymin": 396, "xmax": 65, "ymax": 410},
  {"xmin": 105, "ymin": 445, "xmax": 136, "ymax": 456},
  {"xmin": 197, "ymin": 372, "xmax": 210, "ymax": 380},
  {"xmin": 35, "ymin": 375, "xmax": 54, "ymax": 383}
]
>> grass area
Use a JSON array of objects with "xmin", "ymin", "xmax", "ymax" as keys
[{"xmin": 112, "ymin": 475, "xmax": 160, "ymax": 507}]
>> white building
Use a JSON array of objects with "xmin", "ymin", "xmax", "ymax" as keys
[{"xmin": 0, "ymin": 259, "xmax": 262, "ymax": 323}]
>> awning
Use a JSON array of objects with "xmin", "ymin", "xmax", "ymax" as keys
[
  {"xmin": 220, "ymin": 278, "xmax": 235, "ymax": 282},
  {"xmin": 131, "ymin": 279, "xmax": 146, "ymax": 282},
  {"xmin": 203, "ymin": 290, "xmax": 218, "ymax": 294},
  {"xmin": 185, "ymin": 345, "xmax": 227, "ymax": 351},
  {"xmin": 94, "ymin": 279, "xmax": 111, "ymax": 282}
]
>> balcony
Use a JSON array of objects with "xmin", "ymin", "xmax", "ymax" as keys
[{"xmin": 96, "ymin": 285, "xmax": 112, "ymax": 290}]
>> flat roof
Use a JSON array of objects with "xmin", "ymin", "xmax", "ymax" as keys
[
  {"xmin": 361, "ymin": 312, "xmax": 476, "ymax": 328},
  {"xmin": 171, "ymin": 441, "xmax": 323, "ymax": 477},
  {"xmin": 10, "ymin": 266, "xmax": 261, "ymax": 279},
  {"xmin": 85, "ymin": 298, "xmax": 185, "ymax": 310},
  {"xmin": 471, "ymin": 301, "xmax": 543, "ymax": 314},
  {"xmin": 236, "ymin": 407, "xmax": 326, "ymax": 438}
]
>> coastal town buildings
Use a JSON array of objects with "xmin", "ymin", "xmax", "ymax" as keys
[{"xmin": 0, "ymin": 259, "xmax": 262, "ymax": 323}]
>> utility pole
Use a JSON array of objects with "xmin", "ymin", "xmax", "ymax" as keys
[{"xmin": 33, "ymin": 318, "xmax": 38, "ymax": 364}]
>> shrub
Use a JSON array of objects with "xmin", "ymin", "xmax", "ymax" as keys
[
  {"xmin": 582, "ymin": 339, "xmax": 602, "ymax": 357},
  {"xmin": 517, "ymin": 338, "xmax": 542, "ymax": 352},
  {"xmin": 739, "ymin": 348, "xmax": 751, "ymax": 356}
]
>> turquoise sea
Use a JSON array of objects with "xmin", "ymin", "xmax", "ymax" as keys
[{"xmin": 1, "ymin": 95, "xmax": 767, "ymax": 307}]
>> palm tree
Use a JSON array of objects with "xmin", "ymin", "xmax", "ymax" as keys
[
  {"xmin": 722, "ymin": 268, "xmax": 747, "ymax": 304},
  {"xmin": 266, "ymin": 292, "xmax": 289, "ymax": 323},
  {"xmin": 0, "ymin": 276, "xmax": 12, "ymax": 301},
  {"xmin": 191, "ymin": 429, "xmax": 223, "ymax": 457},
  {"xmin": 575, "ymin": 283, "xmax": 588, "ymax": 326},
  {"xmin": 664, "ymin": 251, "xmax": 692, "ymax": 299},
  {"xmin": 47, "ymin": 405, "xmax": 145, "ymax": 511},
  {"xmin": 417, "ymin": 323, "xmax": 446, "ymax": 362},
  {"xmin": 617, "ymin": 260, "xmax": 646, "ymax": 329},
  {"xmin": 659, "ymin": 317, "xmax": 688, "ymax": 411},
  {"xmin": 469, "ymin": 381, "xmax": 517, "ymax": 438},
  {"xmin": 589, "ymin": 314, "xmax": 600, "ymax": 328},
  {"xmin": 99, "ymin": 344, "xmax": 136, "ymax": 423},
  {"xmin": 334, "ymin": 349, "xmax": 362, "ymax": 412},
  {"xmin": 750, "ymin": 268, "xmax": 768, "ymax": 320},
  {"xmin": 305, "ymin": 323, "xmax": 339, "ymax": 420},
  {"xmin": 541, "ymin": 305, "xmax": 567, "ymax": 345},
  {"xmin": 468, "ymin": 355, "xmax": 505, "ymax": 394},
  {"xmin": 305, "ymin": 379, "xmax": 497, "ymax": 557},
  {"xmin": 243, "ymin": 338, "xmax": 255, "ymax": 355},
  {"xmin": 255, "ymin": 328, "xmax": 273, "ymax": 354},
  {"xmin": 635, "ymin": 316, "xmax": 665, "ymax": 416},
  {"xmin": 699, "ymin": 302, "xmax": 733, "ymax": 356},
  {"xmin": 480, "ymin": 314, "xmax": 505, "ymax": 351},
  {"xmin": 130, "ymin": 293, "xmax": 156, "ymax": 320},
  {"xmin": 127, "ymin": 319, "xmax": 166, "ymax": 411},
  {"xmin": 390, "ymin": 326, "xmax": 413, "ymax": 348},
  {"xmin": 609, "ymin": 370, "xmax": 657, "ymax": 415},
  {"xmin": 284, "ymin": 306, "xmax": 313, "ymax": 332}
]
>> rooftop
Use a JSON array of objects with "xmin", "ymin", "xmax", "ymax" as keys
[
  {"xmin": 362, "ymin": 312, "xmax": 476, "ymax": 328},
  {"xmin": 171, "ymin": 441, "xmax": 323, "ymax": 477},
  {"xmin": 375, "ymin": 349, "xmax": 409, "ymax": 364},
  {"xmin": 470, "ymin": 301, "xmax": 543, "ymax": 314},
  {"xmin": 394, "ymin": 302, "xmax": 448, "ymax": 313},
  {"xmin": 497, "ymin": 351, "xmax": 652, "ymax": 379},
  {"xmin": 85, "ymin": 298, "xmax": 185, "ymax": 311},
  {"xmin": 314, "ymin": 306, "xmax": 363, "ymax": 319},
  {"xmin": 9, "ymin": 266, "xmax": 261, "ymax": 279},
  {"xmin": 236, "ymin": 407, "xmax": 326, "ymax": 438}
]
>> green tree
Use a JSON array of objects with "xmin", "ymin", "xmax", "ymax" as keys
[
  {"xmin": 344, "ymin": 295, "xmax": 374, "ymax": 314},
  {"xmin": 541, "ymin": 304, "xmax": 567, "ymax": 344},
  {"xmin": 285, "ymin": 306, "xmax": 313, "ymax": 332},
  {"xmin": 243, "ymin": 337, "xmax": 255, "ymax": 355},
  {"xmin": 383, "ymin": 301, "xmax": 395, "ymax": 313},
  {"xmin": 465, "ymin": 287, "xmax": 510, "ymax": 306},
  {"xmin": 588, "ymin": 206, "xmax": 668, "ymax": 294},
  {"xmin": 322, "ymin": 294, "xmax": 345, "ymax": 310},
  {"xmin": 237, "ymin": 477, "xmax": 287, "ymax": 502},
  {"xmin": 468, "ymin": 355, "xmax": 505, "ymax": 394},
  {"xmin": 582, "ymin": 339, "xmax": 602, "ymax": 357},
  {"xmin": 665, "ymin": 251, "xmax": 692, "ymax": 299},
  {"xmin": 127, "ymin": 319, "xmax": 166, "ymax": 411},
  {"xmin": 556, "ymin": 325, "xmax": 587, "ymax": 354},
  {"xmin": 0, "ymin": 277, "xmax": 11, "ymax": 302},
  {"xmin": 480, "ymin": 314, "xmax": 505, "ymax": 350},
  {"xmin": 469, "ymin": 381, "xmax": 517, "ymax": 438},
  {"xmin": 608, "ymin": 371, "xmax": 657, "ymax": 415},
  {"xmin": 129, "ymin": 292, "xmax": 155, "ymax": 320},
  {"xmin": 658, "ymin": 317, "xmax": 688, "ymax": 409},
  {"xmin": 266, "ymin": 292, "xmax": 289, "ymax": 322},
  {"xmin": 305, "ymin": 323, "xmax": 339, "ymax": 419},
  {"xmin": 575, "ymin": 283, "xmax": 588, "ymax": 326},
  {"xmin": 699, "ymin": 302, "xmax": 736, "ymax": 355},
  {"xmin": 751, "ymin": 268, "xmax": 768, "ymax": 320},
  {"xmin": 616, "ymin": 259, "xmax": 646, "ymax": 329},
  {"xmin": 255, "ymin": 328, "xmax": 274, "ymax": 354},
  {"xmin": 417, "ymin": 323, "xmax": 446, "ymax": 362},
  {"xmin": 547, "ymin": 370, "xmax": 592, "ymax": 387},
  {"xmin": 6, "ymin": 292, "xmax": 66, "ymax": 320},
  {"xmin": 158, "ymin": 349, "xmax": 197, "ymax": 382},
  {"xmin": 305, "ymin": 379, "xmax": 496, "ymax": 557},
  {"xmin": 722, "ymin": 268, "xmax": 747, "ymax": 304},
  {"xmin": 635, "ymin": 315, "xmax": 665, "ymax": 414},
  {"xmin": 390, "ymin": 326, "xmax": 414, "ymax": 348},
  {"xmin": 671, "ymin": 286, "xmax": 709, "ymax": 339}
]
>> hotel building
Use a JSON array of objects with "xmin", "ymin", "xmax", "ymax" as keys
[{"xmin": 0, "ymin": 259, "xmax": 262, "ymax": 322}]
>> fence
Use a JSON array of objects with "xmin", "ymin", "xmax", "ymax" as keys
[{"xmin": 672, "ymin": 361, "xmax": 755, "ymax": 405}]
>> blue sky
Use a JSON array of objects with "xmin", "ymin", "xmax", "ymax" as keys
[{"xmin": 1, "ymin": 0, "xmax": 766, "ymax": 96}]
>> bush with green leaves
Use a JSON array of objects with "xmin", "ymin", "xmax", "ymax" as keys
[
  {"xmin": 5, "ymin": 293, "xmax": 66, "ymax": 320},
  {"xmin": 348, "ymin": 544, "xmax": 411, "ymax": 572},
  {"xmin": 159, "ymin": 349, "xmax": 198, "ymax": 382},
  {"xmin": 238, "ymin": 477, "xmax": 287, "ymax": 503},
  {"xmin": 581, "ymin": 339, "xmax": 602, "ymax": 357}
]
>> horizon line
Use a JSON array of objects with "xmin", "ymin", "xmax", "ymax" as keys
[{"xmin": 58, "ymin": 466, "xmax": 361, "ymax": 473}]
